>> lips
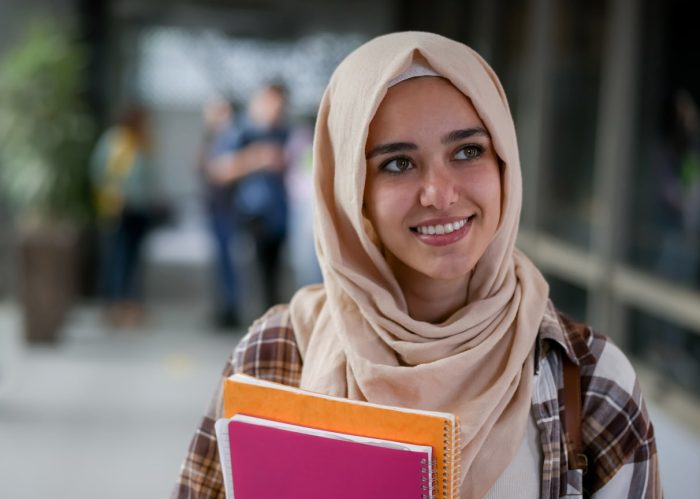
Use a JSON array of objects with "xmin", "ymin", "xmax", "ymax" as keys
[
  {"xmin": 414, "ymin": 218, "xmax": 468, "ymax": 235},
  {"xmin": 410, "ymin": 216, "xmax": 474, "ymax": 246}
]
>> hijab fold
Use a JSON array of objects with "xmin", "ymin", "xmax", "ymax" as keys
[{"xmin": 289, "ymin": 31, "xmax": 549, "ymax": 498}]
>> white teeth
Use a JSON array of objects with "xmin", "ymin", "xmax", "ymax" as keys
[{"xmin": 415, "ymin": 218, "xmax": 469, "ymax": 235}]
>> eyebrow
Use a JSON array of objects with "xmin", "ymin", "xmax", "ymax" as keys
[
  {"xmin": 365, "ymin": 142, "xmax": 417, "ymax": 159},
  {"xmin": 441, "ymin": 127, "xmax": 490, "ymax": 144},
  {"xmin": 365, "ymin": 127, "xmax": 490, "ymax": 159}
]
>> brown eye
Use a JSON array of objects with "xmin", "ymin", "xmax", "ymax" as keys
[
  {"xmin": 454, "ymin": 144, "xmax": 484, "ymax": 161},
  {"xmin": 381, "ymin": 156, "xmax": 414, "ymax": 173}
]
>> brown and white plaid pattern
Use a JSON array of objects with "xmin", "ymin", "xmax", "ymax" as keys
[
  {"xmin": 172, "ymin": 302, "xmax": 661, "ymax": 498},
  {"xmin": 534, "ymin": 305, "xmax": 661, "ymax": 498}
]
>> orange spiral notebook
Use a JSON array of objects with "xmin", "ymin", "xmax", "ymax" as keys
[{"xmin": 221, "ymin": 373, "xmax": 461, "ymax": 499}]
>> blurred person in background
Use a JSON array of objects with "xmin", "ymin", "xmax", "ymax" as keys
[
  {"xmin": 197, "ymin": 96, "xmax": 242, "ymax": 328},
  {"xmin": 90, "ymin": 103, "xmax": 156, "ymax": 328},
  {"xmin": 656, "ymin": 88, "xmax": 700, "ymax": 286},
  {"xmin": 208, "ymin": 83, "xmax": 290, "ymax": 312},
  {"xmin": 648, "ymin": 88, "xmax": 700, "ymax": 386},
  {"xmin": 175, "ymin": 32, "xmax": 660, "ymax": 498}
]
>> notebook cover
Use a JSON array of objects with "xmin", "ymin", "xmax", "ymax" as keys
[
  {"xmin": 226, "ymin": 418, "xmax": 431, "ymax": 498},
  {"xmin": 223, "ymin": 374, "xmax": 460, "ymax": 499}
]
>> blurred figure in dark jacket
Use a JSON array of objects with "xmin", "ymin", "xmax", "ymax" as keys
[
  {"xmin": 197, "ymin": 96, "xmax": 241, "ymax": 328},
  {"xmin": 656, "ymin": 89, "xmax": 700, "ymax": 285},
  {"xmin": 209, "ymin": 83, "xmax": 290, "ymax": 312}
]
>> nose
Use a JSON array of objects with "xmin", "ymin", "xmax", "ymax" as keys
[{"xmin": 419, "ymin": 163, "xmax": 458, "ymax": 209}]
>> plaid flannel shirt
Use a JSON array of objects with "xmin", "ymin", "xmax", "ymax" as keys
[{"xmin": 172, "ymin": 301, "xmax": 661, "ymax": 498}]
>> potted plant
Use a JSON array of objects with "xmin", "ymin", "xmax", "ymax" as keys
[{"xmin": 0, "ymin": 19, "xmax": 94, "ymax": 343}]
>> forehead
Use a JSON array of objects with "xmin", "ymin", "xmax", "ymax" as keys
[{"xmin": 368, "ymin": 77, "xmax": 484, "ymax": 140}]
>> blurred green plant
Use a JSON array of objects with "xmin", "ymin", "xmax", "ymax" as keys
[{"xmin": 0, "ymin": 19, "xmax": 94, "ymax": 226}]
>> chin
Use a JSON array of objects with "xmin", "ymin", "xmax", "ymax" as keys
[
  {"xmin": 386, "ymin": 249, "xmax": 476, "ymax": 285},
  {"xmin": 414, "ymin": 258, "xmax": 476, "ymax": 282}
]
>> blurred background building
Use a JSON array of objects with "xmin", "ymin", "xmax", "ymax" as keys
[{"xmin": 0, "ymin": 0, "xmax": 698, "ymax": 497}]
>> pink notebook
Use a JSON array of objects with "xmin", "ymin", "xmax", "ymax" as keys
[{"xmin": 215, "ymin": 414, "xmax": 434, "ymax": 499}]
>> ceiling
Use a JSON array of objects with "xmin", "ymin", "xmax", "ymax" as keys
[{"xmin": 110, "ymin": 0, "xmax": 398, "ymax": 39}]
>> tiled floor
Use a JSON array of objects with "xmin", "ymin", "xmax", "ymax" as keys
[
  {"xmin": 0, "ymin": 302, "xmax": 242, "ymax": 499},
  {"xmin": 0, "ymin": 300, "xmax": 698, "ymax": 498}
]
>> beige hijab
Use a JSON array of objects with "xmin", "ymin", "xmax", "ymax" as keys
[{"xmin": 289, "ymin": 31, "xmax": 549, "ymax": 498}]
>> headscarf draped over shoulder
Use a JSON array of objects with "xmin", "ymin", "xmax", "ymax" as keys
[{"xmin": 290, "ymin": 31, "xmax": 549, "ymax": 497}]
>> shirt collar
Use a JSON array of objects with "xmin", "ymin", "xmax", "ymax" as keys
[{"xmin": 534, "ymin": 300, "xmax": 582, "ymax": 374}]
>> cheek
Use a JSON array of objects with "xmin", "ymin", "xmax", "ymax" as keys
[
  {"xmin": 461, "ymin": 168, "xmax": 502, "ymax": 230},
  {"xmin": 364, "ymin": 181, "xmax": 410, "ymax": 239},
  {"xmin": 365, "ymin": 184, "xmax": 391, "ymax": 228}
]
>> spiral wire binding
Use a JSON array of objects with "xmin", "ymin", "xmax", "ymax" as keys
[
  {"xmin": 419, "ymin": 456, "xmax": 438, "ymax": 499},
  {"xmin": 453, "ymin": 417, "xmax": 461, "ymax": 498},
  {"xmin": 441, "ymin": 419, "xmax": 450, "ymax": 499},
  {"xmin": 437, "ymin": 417, "xmax": 461, "ymax": 499}
]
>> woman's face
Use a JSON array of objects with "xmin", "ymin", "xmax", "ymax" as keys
[{"xmin": 364, "ymin": 76, "xmax": 502, "ymax": 287}]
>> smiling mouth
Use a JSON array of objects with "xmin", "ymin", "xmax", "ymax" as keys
[{"xmin": 410, "ymin": 216, "xmax": 474, "ymax": 235}]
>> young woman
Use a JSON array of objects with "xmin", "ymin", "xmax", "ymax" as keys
[{"xmin": 173, "ymin": 32, "xmax": 661, "ymax": 498}]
